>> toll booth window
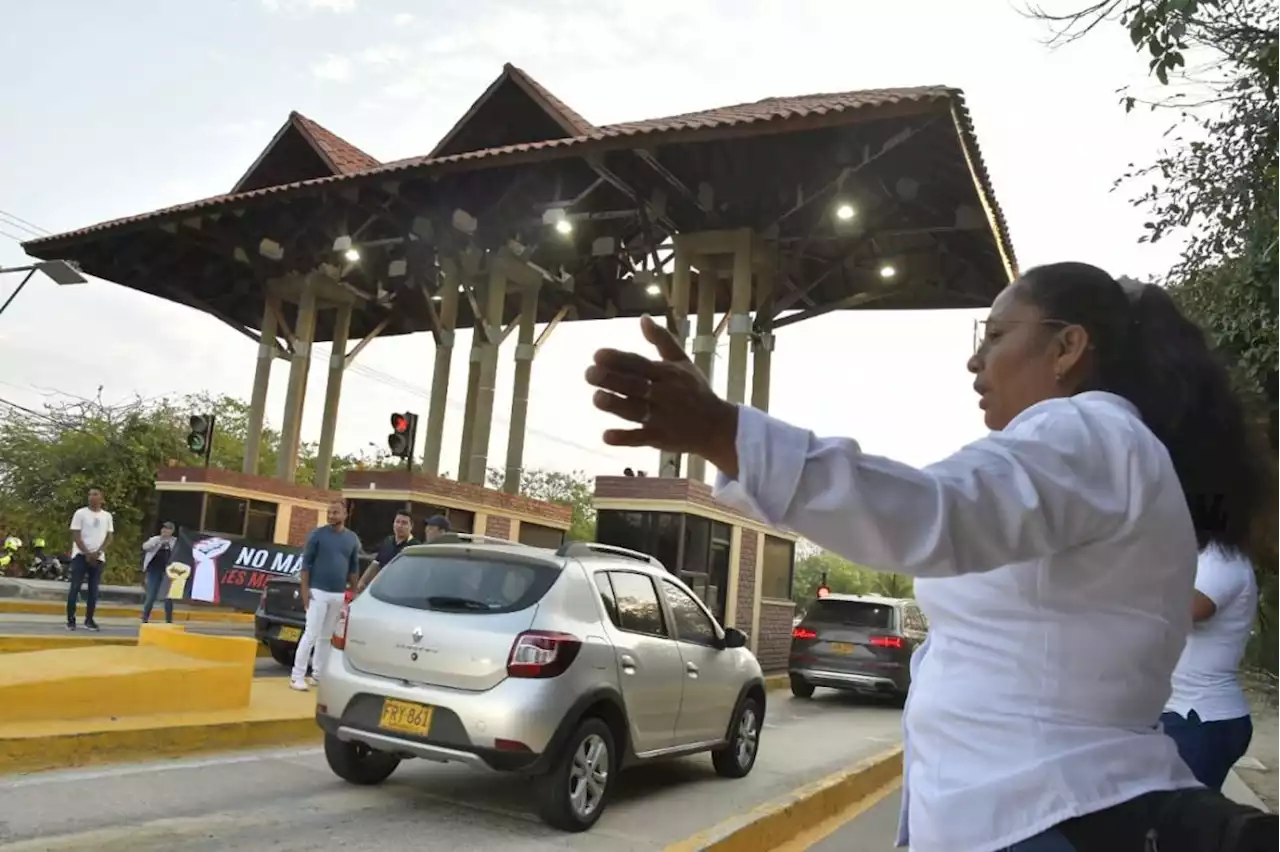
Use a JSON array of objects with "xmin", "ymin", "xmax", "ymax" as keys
[
  {"xmin": 154, "ymin": 491, "xmax": 203, "ymax": 535},
  {"xmin": 245, "ymin": 501, "xmax": 277, "ymax": 541},
  {"xmin": 761, "ymin": 535, "xmax": 796, "ymax": 601},
  {"xmin": 518, "ymin": 522, "xmax": 565, "ymax": 549},
  {"xmin": 202, "ymin": 494, "xmax": 278, "ymax": 540}
]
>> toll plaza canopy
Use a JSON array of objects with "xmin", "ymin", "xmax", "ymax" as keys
[
  {"xmin": 21, "ymin": 63, "xmax": 1017, "ymax": 493},
  {"xmin": 22, "ymin": 63, "xmax": 1015, "ymax": 344}
]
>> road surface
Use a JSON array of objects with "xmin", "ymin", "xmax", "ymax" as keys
[
  {"xmin": 809, "ymin": 784, "xmax": 899, "ymax": 851},
  {"xmin": 0, "ymin": 693, "xmax": 903, "ymax": 851},
  {"xmin": 0, "ymin": 614, "xmax": 254, "ymax": 637}
]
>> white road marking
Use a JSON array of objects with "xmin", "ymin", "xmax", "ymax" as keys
[{"xmin": 0, "ymin": 746, "xmax": 323, "ymax": 789}]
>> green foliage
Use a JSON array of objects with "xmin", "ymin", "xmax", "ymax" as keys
[
  {"xmin": 485, "ymin": 467, "xmax": 597, "ymax": 541},
  {"xmin": 0, "ymin": 392, "xmax": 380, "ymax": 583},
  {"xmin": 791, "ymin": 548, "xmax": 914, "ymax": 612}
]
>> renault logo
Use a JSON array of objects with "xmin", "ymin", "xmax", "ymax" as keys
[{"xmin": 411, "ymin": 627, "xmax": 423, "ymax": 643}]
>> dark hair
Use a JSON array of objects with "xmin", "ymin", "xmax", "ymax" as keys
[
  {"xmin": 394, "ymin": 509, "xmax": 412, "ymax": 521},
  {"xmin": 1019, "ymin": 262, "xmax": 1269, "ymax": 552},
  {"xmin": 88, "ymin": 486, "xmax": 103, "ymax": 494}
]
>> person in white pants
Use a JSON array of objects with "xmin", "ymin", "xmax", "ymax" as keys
[{"xmin": 291, "ymin": 500, "xmax": 361, "ymax": 691}]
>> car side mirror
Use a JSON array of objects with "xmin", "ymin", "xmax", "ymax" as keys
[{"xmin": 722, "ymin": 627, "xmax": 748, "ymax": 649}]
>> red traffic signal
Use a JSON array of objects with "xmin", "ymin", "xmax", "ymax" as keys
[
  {"xmin": 387, "ymin": 412, "xmax": 418, "ymax": 460},
  {"xmin": 390, "ymin": 413, "xmax": 410, "ymax": 434},
  {"xmin": 816, "ymin": 585, "xmax": 831, "ymax": 599}
]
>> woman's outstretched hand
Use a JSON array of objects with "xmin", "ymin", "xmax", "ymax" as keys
[{"xmin": 585, "ymin": 315, "xmax": 740, "ymax": 479}]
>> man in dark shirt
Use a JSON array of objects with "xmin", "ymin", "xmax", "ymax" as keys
[
  {"xmin": 355, "ymin": 509, "xmax": 418, "ymax": 594},
  {"xmin": 424, "ymin": 514, "xmax": 452, "ymax": 542},
  {"xmin": 290, "ymin": 499, "xmax": 361, "ymax": 691}
]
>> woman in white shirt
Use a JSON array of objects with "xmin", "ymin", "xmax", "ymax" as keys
[
  {"xmin": 584, "ymin": 262, "xmax": 1272, "ymax": 851},
  {"xmin": 1163, "ymin": 544, "xmax": 1260, "ymax": 790}
]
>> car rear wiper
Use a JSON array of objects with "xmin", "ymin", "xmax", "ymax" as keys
[{"xmin": 425, "ymin": 595, "xmax": 494, "ymax": 611}]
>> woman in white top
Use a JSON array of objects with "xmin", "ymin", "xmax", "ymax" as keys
[
  {"xmin": 584, "ymin": 262, "xmax": 1272, "ymax": 851},
  {"xmin": 1163, "ymin": 544, "xmax": 1260, "ymax": 790}
]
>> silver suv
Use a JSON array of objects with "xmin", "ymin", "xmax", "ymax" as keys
[{"xmin": 316, "ymin": 536, "xmax": 767, "ymax": 832}]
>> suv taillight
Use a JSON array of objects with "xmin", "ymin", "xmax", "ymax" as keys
[
  {"xmin": 507, "ymin": 630, "xmax": 582, "ymax": 678},
  {"xmin": 869, "ymin": 635, "xmax": 903, "ymax": 649},
  {"xmin": 792, "ymin": 626, "xmax": 817, "ymax": 640},
  {"xmin": 331, "ymin": 604, "xmax": 350, "ymax": 650}
]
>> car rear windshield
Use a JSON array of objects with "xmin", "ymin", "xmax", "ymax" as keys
[
  {"xmin": 370, "ymin": 553, "xmax": 561, "ymax": 614},
  {"xmin": 806, "ymin": 599, "xmax": 895, "ymax": 629}
]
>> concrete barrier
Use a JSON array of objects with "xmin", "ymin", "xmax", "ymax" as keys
[
  {"xmin": 665, "ymin": 746, "xmax": 904, "ymax": 852},
  {"xmin": 0, "ymin": 599, "xmax": 254, "ymax": 623},
  {"xmin": 0, "ymin": 634, "xmax": 273, "ymax": 658},
  {"xmin": 0, "ymin": 626, "xmax": 258, "ymax": 724}
]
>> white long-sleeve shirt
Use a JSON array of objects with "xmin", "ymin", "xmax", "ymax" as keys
[{"xmin": 715, "ymin": 391, "xmax": 1201, "ymax": 852}]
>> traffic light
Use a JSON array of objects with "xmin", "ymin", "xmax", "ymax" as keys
[
  {"xmin": 186, "ymin": 414, "xmax": 215, "ymax": 465},
  {"xmin": 387, "ymin": 412, "xmax": 419, "ymax": 467}
]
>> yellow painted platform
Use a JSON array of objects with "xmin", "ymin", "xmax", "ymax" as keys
[
  {"xmin": 0, "ymin": 625, "xmax": 258, "ymax": 724},
  {"xmin": 0, "ymin": 599, "xmax": 254, "ymax": 623},
  {"xmin": 0, "ymin": 634, "xmax": 273, "ymax": 658},
  {"xmin": 0, "ymin": 678, "xmax": 319, "ymax": 775}
]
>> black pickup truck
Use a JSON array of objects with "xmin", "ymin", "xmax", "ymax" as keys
[{"xmin": 254, "ymin": 553, "xmax": 373, "ymax": 668}]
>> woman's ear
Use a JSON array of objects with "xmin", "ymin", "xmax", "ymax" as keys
[{"xmin": 1054, "ymin": 325, "xmax": 1091, "ymax": 382}]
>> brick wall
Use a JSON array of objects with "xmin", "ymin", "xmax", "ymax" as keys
[
  {"xmin": 157, "ymin": 466, "xmax": 337, "ymax": 503},
  {"xmin": 344, "ymin": 470, "xmax": 571, "ymax": 527},
  {"xmin": 484, "ymin": 515, "xmax": 512, "ymax": 540},
  {"xmin": 735, "ymin": 530, "xmax": 759, "ymax": 632},
  {"xmin": 594, "ymin": 476, "xmax": 756, "ymax": 524},
  {"xmin": 757, "ymin": 599, "xmax": 796, "ymax": 674},
  {"xmin": 288, "ymin": 507, "xmax": 319, "ymax": 547}
]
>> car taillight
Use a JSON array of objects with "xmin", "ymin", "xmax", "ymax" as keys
[
  {"xmin": 331, "ymin": 604, "xmax": 350, "ymax": 650},
  {"xmin": 507, "ymin": 630, "xmax": 582, "ymax": 678},
  {"xmin": 870, "ymin": 635, "xmax": 903, "ymax": 649},
  {"xmin": 792, "ymin": 627, "xmax": 817, "ymax": 640}
]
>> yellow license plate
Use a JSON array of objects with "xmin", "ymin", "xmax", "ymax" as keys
[
  {"xmin": 829, "ymin": 642, "xmax": 854, "ymax": 655},
  {"xmin": 379, "ymin": 699, "xmax": 434, "ymax": 737},
  {"xmin": 277, "ymin": 626, "xmax": 302, "ymax": 643}
]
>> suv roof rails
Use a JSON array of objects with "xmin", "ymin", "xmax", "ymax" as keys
[
  {"xmin": 432, "ymin": 533, "xmax": 534, "ymax": 548},
  {"xmin": 555, "ymin": 541, "xmax": 663, "ymax": 568}
]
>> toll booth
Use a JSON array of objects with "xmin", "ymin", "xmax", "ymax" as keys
[
  {"xmin": 342, "ymin": 470, "xmax": 572, "ymax": 553},
  {"xmin": 152, "ymin": 466, "xmax": 338, "ymax": 547},
  {"xmin": 593, "ymin": 476, "xmax": 798, "ymax": 673}
]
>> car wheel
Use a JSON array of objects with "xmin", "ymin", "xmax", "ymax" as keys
[
  {"xmin": 537, "ymin": 717, "xmax": 614, "ymax": 832},
  {"xmin": 268, "ymin": 641, "xmax": 296, "ymax": 668},
  {"xmin": 323, "ymin": 733, "xmax": 401, "ymax": 785},
  {"xmin": 789, "ymin": 675, "xmax": 815, "ymax": 699},
  {"xmin": 712, "ymin": 696, "xmax": 762, "ymax": 778}
]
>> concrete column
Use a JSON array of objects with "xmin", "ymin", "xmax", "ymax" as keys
[
  {"xmin": 503, "ymin": 285, "xmax": 540, "ymax": 494},
  {"xmin": 467, "ymin": 264, "xmax": 508, "ymax": 485},
  {"xmin": 686, "ymin": 261, "xmax": 718, "ymax": 484},
  {"xmin": 276, "ymin": 280, "xmax": 317, "ymax": 483},
  {"xmin": 752, "ymin": 264, "xmax": 776, "ymax": 412},
  {"xmin": 725, "ymin": 229, "xmax": 753, "ymax": 406},
  {"xmin": 422, "ymin": 270, "xmax": 460, "ymax": 476},
  {"xmin": 659, "ymin": 241, "xmax": 692, "ymax": 479},
  {"xmin": 243, "ymin": 300, "xmax": 277, "ymax": 475},
  {"xmin": 314, "ymin": 301, "xmax": 352, "ymax": 489}
]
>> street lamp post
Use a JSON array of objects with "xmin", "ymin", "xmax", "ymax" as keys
[{"xmin": 0, "ymin": 260, "xmax": 87, "ymax": 317}]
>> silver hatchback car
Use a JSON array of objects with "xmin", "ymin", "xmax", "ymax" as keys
[{"xmin": 316, "ymin": 536, "xmax": 767, "ymax": 832}]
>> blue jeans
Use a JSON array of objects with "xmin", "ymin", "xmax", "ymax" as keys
[
  {"xmin": 141, "ymin": 568, "xmax": 174, "ymax": 623},
  {"xmin": 66, "ymin": 554, "xmax": 101, "ymax": 624},
  {"xmin": 1161, "ymin": 709, "xmax": 1253, "ymax": 791}
]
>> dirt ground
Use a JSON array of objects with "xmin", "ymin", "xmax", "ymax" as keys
[{"xmin": 1238, "ymin": 675, "xmax": 1278, "ymax": 812}]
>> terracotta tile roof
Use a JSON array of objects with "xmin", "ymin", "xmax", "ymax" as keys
[
  {"xmin": 290, "ymin": 111, "xmax": 380, "ymax": 174},
  {"xmin": 24, "ymin": 81, "xmax": 1013, "ymax": 270}
]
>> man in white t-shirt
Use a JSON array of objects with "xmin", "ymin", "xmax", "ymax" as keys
[
  {"xmin": 1161, "ymin": 543, "xmax": 1259, "ymax": 790},
  {"xmin": 66, "ymin": 486, "xmax": 114, "ymax": 632}
]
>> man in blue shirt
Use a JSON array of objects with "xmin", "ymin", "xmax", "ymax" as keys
[{"xmin": 290, "ymin": 499, "xmax": 361, "ymax": 691}]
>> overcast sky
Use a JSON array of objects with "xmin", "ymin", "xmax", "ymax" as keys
[{"xmin": 0, "ymin": 0, "xmax": 1184, "ymax": 482}]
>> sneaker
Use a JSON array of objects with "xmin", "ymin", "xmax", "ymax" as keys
[
  {"xmin": 84, "ymin": 621, "xmax": 100, "ymax": 632},
  {"xmin": 289, "ymin": 679, "xmax": 309, "ymax": 692},
  {"xmin": 65, "ymin": 622, "xmax": 76, "ymax": 631},
  {"xmin": 305, "ymin": 675, "xmax": 319, "ymax": 687}
]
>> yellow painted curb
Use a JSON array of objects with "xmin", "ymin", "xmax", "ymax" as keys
[
  {"xmin": 763, "ymin": 673, "xmax": 788, "ymax": 692},
  {"xmin": 0, "ymin": 635, "xmax": 274, "ymax": 658},
  {"xmin": 0, "ymin": 715, "xmax": 320, "ymax": 775},
  {"xmin": 664, "ymin": 745, "xmax": 904, "ymax": 852},
  {"xmin": 0, "ymin": 600, "xmax": 254, "ymax": 623}
]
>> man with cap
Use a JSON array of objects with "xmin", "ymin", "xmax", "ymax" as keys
[
  {"xmin": 140, "ymin": 521, "xmax": 177, "ymax": 623},
  {"xmin": 424, "ymin": 514, "xmax": 452, "ymax": 542},
  {"xmin": 354, "ymin": 509, "xmax": 419, "ymax": 595}
]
